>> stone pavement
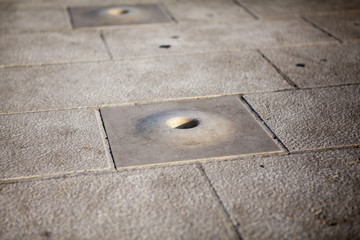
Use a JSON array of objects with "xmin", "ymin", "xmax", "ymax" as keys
[{"xmin": 0, "ymin": 0, "xmax": 359, "ymax": 239}]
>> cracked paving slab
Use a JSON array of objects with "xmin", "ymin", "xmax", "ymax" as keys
[
  {"xmin": 202, "ymin": 148, "xmax": 360, "ymax": 240},
  {"xmin": 0, "ymin": 108, "xmax": 109, "ymax": 180},
  {"xmin": 260, "ymin": 43, "xmax": 360, "ymax": 88},
  {"xmin": 0, "ymin": 165, "xmax": 238, "ymax": 239},
  {"xmin": 0, "ymin": 51, "xmax": 291, "ymax": 113},
  {"xmin": 244, "ymin": 85, "xmax": 360, "ymax": 151}
]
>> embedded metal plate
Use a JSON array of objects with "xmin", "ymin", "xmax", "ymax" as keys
[
  {"xmin": 101, "ymin": 96, "xmax": 281, "ymax": 168},
  {"xmin": 68, "ymin": 4, "xmax": 173, "ymax": 28}
]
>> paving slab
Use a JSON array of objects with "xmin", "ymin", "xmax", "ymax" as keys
[
  {"xmin": 0, "ymin": 108, "xmax": 109, "ymax": 180},
  {"xmin": 237, "ymin": 0, "xmax": 360, "ymax": 19},
  {"xmin": 0, "ymin": 7, "xmax": 70, "ymax": 33},
  {"xmin": 0, "ymin": 165, "xmax": 238, "ymax": 239},
  {"xmin": 307, "ymin": 12, "xmax": 360, "ymax": 42},
  {"xmin": 103, "ymin": 18, "xmax": 332, "ymax": 58},
  {"xmin": 0, "ymin": 31, "xmax": 109, "ymax": 67},
  {"xmin": 164, "ymin": 0, "xmax": 253, "ymax": 23},
  {"xmin": 244, "ymin": 85, "xmax": 360, "ymax": 151},
  {"xmin": 260, "ymin": 43, "xmax": 360, "ymax": 88},
  {"xmin": 202, "ymin": 148, "xmax": 360, "ymax": 240},
  {"xmin": 0, "ymin": 51, "xmax": 290, "ymax": 113},
  {"xmin": 101, "ymin": 96, "xmax": 281, "ymax": 168}
]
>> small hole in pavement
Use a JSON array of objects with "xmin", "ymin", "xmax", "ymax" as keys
[
  {"xmin": 107, "ymin": 8, "xmax": 129, "ymax": 15},
  {"xmin": 260, "ymin": 165, "xmax": 265, "ymax": 168},
  {"xmin": 167, "ymin": 117, "xmax": 200, "ymax": 129},
  {"xmin": 320, "ymin": 58, "xmax": 327, "ymax": 62},
  {"xmin": 159, "ymin": 45, "xmax": 171, "ymax": 49},
  {"xmin": 295, "ymin": 63, "xmax": 305, "ymax": 67}
]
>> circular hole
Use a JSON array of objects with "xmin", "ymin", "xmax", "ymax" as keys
[
  {"xmin": 166, "ymin": 117, "xmax": 200, "ymax": 129},
  {"xmin": 107, "ymin": 8, "xmax": 129, "ymax": 15}
]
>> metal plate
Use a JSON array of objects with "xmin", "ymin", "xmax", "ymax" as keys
[
  {"xmin": 68, "ymin": 4, "xmax": 173, "ymax": 29},
  {"xmin": 101, "ymin": 96, "xmax": 281, "ymax": 168}
]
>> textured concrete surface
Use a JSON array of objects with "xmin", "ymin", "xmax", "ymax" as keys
[
  {"xmin": 0, "ymin": 51, "xmax": 290, "ymax": 113},
  {"xmin": 0, "ymin": 7, "xmax": 70, "ymax": 33},
  {"xmin": 1, "ymin": 0, "xmax": 359, "ymax": 239},
  {"xmin": 101, "ymin": 96, "xmax": 280, "ymax": 167},
  {"xmin": 307, "ymin": 12, "xmax": 360, "ymax": 42},
  {"xmin": 0, "ymin": 165, "xmax": 238, "ymax": 239},
  {"xmin": 202, "ymin": 148, "xmax": 360, "ymax": 240},
  {"xmin": 165, "ymin": 0, "xmax": 252, "ymax": 23},
  {"xmin": 104, "ymin": 18, "xmax": 332, "ymax": 58},
  {"xmin": 260, "ymin": 43, "xmax": 360, "ymax": 87},
  {"xmin": 0, "ymin": 31, "xmax": 109, "ymax": 66},
  {"xmin": 237, "ymin": 0, "xmax": 360, "ymax": 19},
  {"xmin": 244, "ymin": 85, "xmax": 360, "ymax": 151},
  {"xmin": 0, "ymin": 108, "xmax": 109, "ymax": 180}
]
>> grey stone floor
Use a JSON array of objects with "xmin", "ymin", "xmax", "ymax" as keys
[{"xmin": 0, "ymin": 0, "xmax": 359, "ymax": 239}]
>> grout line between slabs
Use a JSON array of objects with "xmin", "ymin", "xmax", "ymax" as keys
[
  {"xmin": 233, "ymin": 0, "xmax": 259, "ymax": 20},
  {"xmin": 65, "ymin": 7, "xmax": 75, "ymax": 30},
  {"xmin": 99, "ymin": 30, "xmax": 114, "ymax": 60},
  {"xmin": 196, "ymin": 163, "xmax": 243, "ymax": 240},
  {"xmin": 97, "ymin": 108, "xmax": 117, "ymax": 170},
  {"xmin": 0, "ymin": 167, "xmax": 114, "ymax": 185},
  {"xmin": 240, "ymin": 96, "xmax": 290, "ymax": 152},
  {"xmin": 94, "ymin": 108, "xmax": 116, "ymax": 170},
  {"xmin": 301, "ymin": 16, "xmax": 343, "ymax": 44},
  {"xmin": 1, "ymin": 82, "xmax": 359, "ymax": 116},
  {"xmin": 0, "ymin": 40, "xmax": 344, "ymax": 69},
  {"xmin": 257, "ymin": 49, "xmax": 299, "ymax": 89},
  {"xmin": 2, "ymin": 145, "xmax": 358, "ymax": 184}
]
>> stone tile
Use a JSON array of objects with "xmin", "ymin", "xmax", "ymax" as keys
[
  {"xmin": 308, "ymin": 12, "xmax": 360, "ymax": 42},
  {"xmin": 0, "ymin": 31, "xmax": 109, "ymax": 66},
  {"xmin": 0, "ymin": 108, "xmax": 109, "ymax": 180},
  {"xmin": 244, "ymin": 85, "xmax": 360, "ymax": 151},
  {"xmin": 202, "ymin": 148, "xmax": 360, "ymax": 240},
  {"xmin": 0, "ymin": 8, "xmax": 69, "ymax": 33},
  {"xmin": 0, "ymin": 165, "xmax": 238, "ymax": 239},
  {"xmin": 0, "ymin": 51, "xmax": 291, "ymax": 113},
  {"xmin": 101, "ymin": 96, "xmax": 281, "ymax": 168},
  {"xmin": 164, "ymin": 0, "xmax": 253, "ymax": 23},
  {"xmin": 103, "ymin": 18, "xmax": 332, "ymax": 58},
  {"xmin": 69, "ymin": 4, "xmax": 173, "ymax": 29},
  {"xmin": 260, "ymin": 43, "xmax": 360, "ymax": 88},
  {"xmin": 237, "ymin": 0, "xmax": 360, "ymax": 19}
]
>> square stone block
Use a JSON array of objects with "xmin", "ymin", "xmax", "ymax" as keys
[
  {"xmin": 101, "ymin": 96, "xmax": 281, "ymax": 168},
  {"xmin": 0, "ymin": 108, "xmax": 109, "ymax": 180},
  {"xmin": 68, "ymin": 4, "xmax": 173, "ymax": 28}
]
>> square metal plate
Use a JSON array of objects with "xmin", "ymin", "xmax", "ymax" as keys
[
  {"xmin": 101, "ymin": 96, "xmax": 281, "ymax": 168},
  {"xmin": 68, "ymin": 4, "xmax": 173, "ymax": 29}
]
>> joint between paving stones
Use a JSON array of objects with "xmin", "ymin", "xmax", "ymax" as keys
[
  {"xmin": 233, "ymin": 0, "xmax": 259, "ymax": 20},
  {"xmin": 98, "ymin": 109, "xmax": 117, "ymax": 170},
  {"xmin": 301, "ymin": 16, "xmax": 343, "ymax": 44},
  {"xmin": 256, "ymin": 49, "xmax": 299, "ymax": 89},
  {"xmin": 240, "ymin": 96, "xmax": 290, "ymax": 152},
  {"xmin": 196, "ymin": 163, "xmax": 244, "ymax": 240},
  {"xmin": 99, "ymin": 31, "xmax": 113, "ymax": 60}
]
